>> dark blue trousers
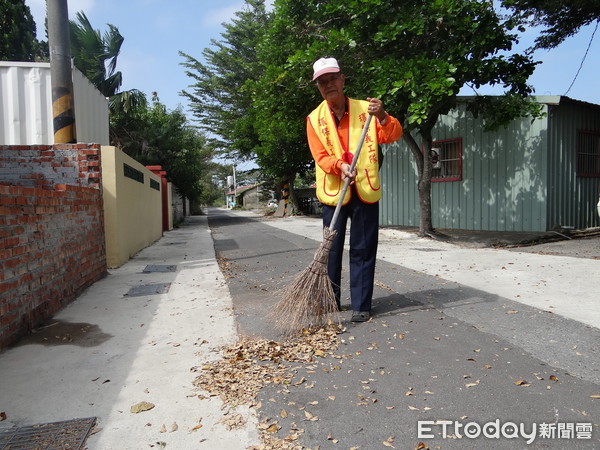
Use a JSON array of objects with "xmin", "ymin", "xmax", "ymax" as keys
[{"xmin": 322, "ymin": 192, "xmax": 379, "ymax": 312}]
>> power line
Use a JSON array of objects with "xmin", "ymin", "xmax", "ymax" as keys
[{"xmin": 564, "ymin": 19, "xmax": 599, "ymax": 97}]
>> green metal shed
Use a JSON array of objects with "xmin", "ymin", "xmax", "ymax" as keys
[{"xmin": 379, "ymin": 96, "xmax": 600, "ymax": 232}]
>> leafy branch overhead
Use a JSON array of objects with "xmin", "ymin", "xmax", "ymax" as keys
[{"xmin": 501, "ymin": 0, "xmax": 600, "ymax": 50}]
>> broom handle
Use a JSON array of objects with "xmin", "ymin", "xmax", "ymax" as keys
[{"xmin": 329, "ymin": 113, "xmax": 374, "ymax": 230}]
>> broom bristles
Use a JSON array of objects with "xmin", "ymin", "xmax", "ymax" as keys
[{"xmin": 271, "ymin": 226, "xmax": 340, "ymax": 334}]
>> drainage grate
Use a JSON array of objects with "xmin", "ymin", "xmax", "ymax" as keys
[
  {"xmin": 142, "ymin": 264, "xmax": 177, "ymax": 273},
  {"xmin": 124, "ymin": 283, "xmax": 171, "ymax": 297},
  {"xmin": 0, "ymin": 417, "xmax": 96, "ymax": 449}
]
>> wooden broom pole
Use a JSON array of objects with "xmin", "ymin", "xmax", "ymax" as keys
[{"xmin": 329, "ymin": 113, "xmax": 373, "ymax": 230}]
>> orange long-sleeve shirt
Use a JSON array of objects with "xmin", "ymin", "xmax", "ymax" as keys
[{"xmin": 307, "ymin": 100, "xmax": 403, "ymax": 175}]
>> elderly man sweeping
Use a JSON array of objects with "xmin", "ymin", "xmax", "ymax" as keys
[{"xmin": 307, "ymin": 57, "xmax": 403, "ymax": 322}]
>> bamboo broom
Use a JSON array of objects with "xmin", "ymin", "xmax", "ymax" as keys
[{"xmin": 272, "ymin": 114, "xmax": 374, "ymax": 334}]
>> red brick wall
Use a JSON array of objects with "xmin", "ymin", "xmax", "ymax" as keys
[{"xmin": 0, "ymin": 144, "xmax": 107, "ymax": 350}]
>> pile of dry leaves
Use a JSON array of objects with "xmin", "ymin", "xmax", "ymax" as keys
[{"xmin": 193, "ymin": 324, "xmax": 341, "ymax": 449}]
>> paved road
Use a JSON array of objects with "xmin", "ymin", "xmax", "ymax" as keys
[{"xmin": 208, "ymin": 208, "xmax": 599, "ymax": 449}]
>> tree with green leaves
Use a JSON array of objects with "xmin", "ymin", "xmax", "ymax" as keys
[
  {"xmin": 69, "ymin": 11, "xmax": 146, "ymax": 116},
  {"xmin": 252, "ymin": 0, "xmax": 542, "ymax": 235},
  {"xmin": 244, "ymin": 1, "xmax": 329, "ymax": 211},
  {"xmin": 111, "ymin": 97, "xmax": 215, "ymax": 203},
  {"xmin": 502, "ymin": 0, "xmax": 600, "ymax": 49},
  {"xmin": 0, "ymin": 0, "xmax": 44, "ymax": 61},
  {"xmin": 180, "ymin": 0, "xmax": 270, "ymax": 163}
]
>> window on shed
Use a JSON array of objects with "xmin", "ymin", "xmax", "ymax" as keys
[
  {"xmin": 577, "ymin": 130, "xmax": 600, "ymax": 177},
  {"xmin": 431, "ymin": 138, "xmax": 462, "ymax": 182}
]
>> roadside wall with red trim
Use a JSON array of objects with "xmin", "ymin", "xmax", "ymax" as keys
[{"xmin": 0, "ymin": 144, "xmax": 107, "ymax": 350}]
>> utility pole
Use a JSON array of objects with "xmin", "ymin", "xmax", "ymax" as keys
[
  {"xmin": 47, "ymin": 0, "xmax": 76, "ymax": 143},
  {"xmin": 226, "ymin": 164, "xmax": 237, "ymax": 208},
  {"xmin": 233, "ymin": 164, "xmax": 237, "ymax": 203}
]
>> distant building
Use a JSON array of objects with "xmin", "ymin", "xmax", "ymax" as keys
[{"xmin": 227, "ymin": 183, "xmax": 262, "ymax": 209}]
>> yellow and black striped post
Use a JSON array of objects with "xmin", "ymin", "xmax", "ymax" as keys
[
  {"xmin": 47, "ymin": 0, "xmax": 76, "ymax": 143},
  {"xmin": 52, "ymin": 86, "xmax": 76, "ymax": 143},
  {"xmin": 282, "ymin": 181, "xmax": 290, "ymax": 216}
]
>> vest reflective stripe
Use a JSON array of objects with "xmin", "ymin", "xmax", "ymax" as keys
[{"xmin": 308, "ymin": 99, "xmax": 381, "ymax": 206}]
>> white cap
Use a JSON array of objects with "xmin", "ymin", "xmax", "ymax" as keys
[{"xmin": 312, "ymin": 57, "xmax": 340, "ymax": 81}]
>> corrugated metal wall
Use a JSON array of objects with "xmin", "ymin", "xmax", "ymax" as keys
[
  {"xmin": 0, "ymin": 61, "xmax": 109, "ymax": 145},
  {"xmin": 546, "ymin": 99, "xmax": 600, "ymax": 229},
  {"xmin": 381, "ymin": 96, "xmax": 600, "ymax": 231},
  {"xmin": 380, "ymin": 100, "xmax": 552, "ymax": 231}
]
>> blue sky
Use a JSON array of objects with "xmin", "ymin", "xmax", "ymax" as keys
[{"xmin": 27, "ymin": 0, "xmax": 599, "ymax": 115}]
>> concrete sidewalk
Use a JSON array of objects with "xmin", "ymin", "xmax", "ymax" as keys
[
  {"xmin": 257, "ymin": 212, "xmax": 600, "ymax": 330},
  {"xmin": 0, "ymin": 215, "xmax": 259, "ymax": 449}
]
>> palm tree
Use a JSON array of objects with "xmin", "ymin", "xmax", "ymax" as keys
[{"xmin": 69, "ymin": 11, "xmax": 146, "ymax": 114}]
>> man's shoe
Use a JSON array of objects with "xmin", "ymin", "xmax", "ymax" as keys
[{"xmin": 351, "ymin": 311, "xmax": 370, "ymax": 322}]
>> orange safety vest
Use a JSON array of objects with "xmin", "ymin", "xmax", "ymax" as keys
[{"xmin": 308, "ymin": 99, "xmax": 381, "ymax": 206}]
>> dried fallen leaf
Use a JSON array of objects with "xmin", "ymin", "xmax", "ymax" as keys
[
  {"xmin": 590, "ymin": 394, "xmax": 600, "ymax": 399},
  {"xmin": 280, "ymin": 409, "xmax": 288, "ymax": 418},
  {"xmin": 191, "ymin": 423, "xmax": 203, "ymax": 431},
  {"xmin": 465, "ymin": 380, "xmax": 480, "ymax": 388},
  {"xmin": 327, "ymin": 433, "xmax": 339, "ymax": 443},
  {"xmin": 549, "ymin": 375, "xmax": 558, "ymax": 382},
  {"xmin": 170, "ymin": 422, "xmax": 178, "ymax": 432},
  {"xmin": 408, "ymin": 406, "xmax": 419, "ymax": 411},
  {"xmin": 218, "ymin": 413, "xmax": 246, "ymax": 431},
  {"xmin": 515, "ymin": 380, "xmax": 530, "ymax": 387},
  {"xmin": 266, "ymin": 423, "xmax": 280, "ymax": 433},
  {"xmin": 159, "ymin": 424, "xmax": 167, "ymax": 433},
  {"xmin": 130, "ymin": 401, "xmax": 155, "ymax": 414},
  {"xmin": 294, "ymin": 377, "xmax": 306, "ymax": 386},
  {"xmin": 383, "ymin": 435, "xmax": 396, "ymax": 448},
  {"xmin": 415, "ymin": 442, "xmax": 429, "ymax": 450},
  {"xmin": 0, "ymin": 412, "xmax": 6, "ymax": 422}
]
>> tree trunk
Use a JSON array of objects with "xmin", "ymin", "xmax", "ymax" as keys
[{"xmin": 404, "ymin": 133, "xmax": 434, "ymax": 236}]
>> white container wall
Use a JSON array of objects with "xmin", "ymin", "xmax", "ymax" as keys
[{"xmin": 0, "ymin": 61, "xmax": 109, "ymax": 145}]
